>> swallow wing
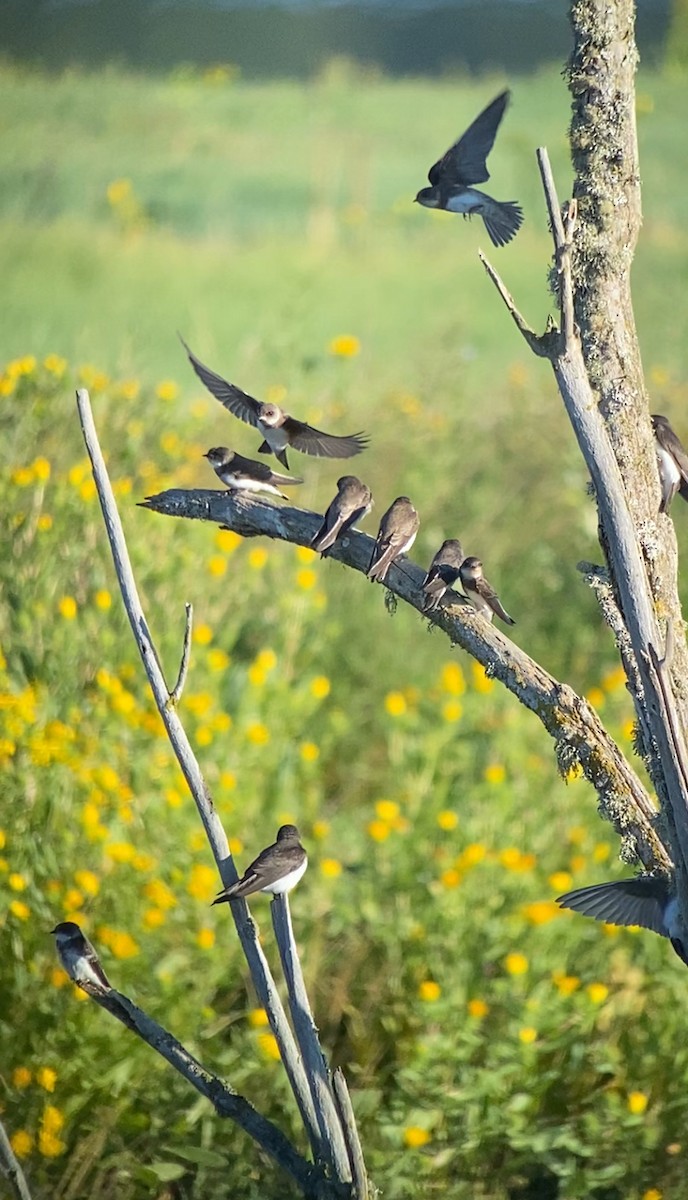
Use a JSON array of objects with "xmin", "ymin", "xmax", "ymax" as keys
[
  {"xmin": 283, "ymin": 417, "xmax": 369, "ymax": 460},
  {"xmin": 656, "ymin": 420, "xmax": 688, "ymax": 487},
  {"xmin": 428, "ymin": 90, "xmax": 510, "ymax": 188},
  {"xmin": 181, "ymin": 338, "xmax": 261, "ymax": 428},
  {"xmin": 557, "ymin": 878, "xmax": 671, "ymax": 935}
]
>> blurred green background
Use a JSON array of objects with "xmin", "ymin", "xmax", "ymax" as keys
[{"xmin": 2, "ymin": 7, "xmax": 688, "ymax": 1198}]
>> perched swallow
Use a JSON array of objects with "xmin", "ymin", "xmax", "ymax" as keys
[
  {"xmin": 182, "ymin": 338, "xmax": 368, "ymax": 470},
  {"xmin": 421, "ymin": 539, "xmax": 465, "ymax": 612},
  {"xmin": 652, "ymin": 414, "xmax": 688, "ymax": 513},
  {"xmin": 212, "ymin": 825, "xmax": 308, "ymax": 904},
  {"xmin": 367, "ymin": 497, "xmax": 420, "ymax": 584},
  {"xmin": 51, "ymin": 921, "xmax": 112, "ymax": 993},
  {"xmin": 204, "ymin": 446, "xmax": 302, "ymax": 501},
  {"xmin": 415, "ymin": 90, "xmax": 523, "ymax": 248},
  {"xmin": 556, "ymin": 876, "xmax": 688, "ymax": 968},
  {"xmin": 458, "ymin": 555, "xmax": 515, "ymax": 625},
  {"xmin": 311, "ymin": 475, "xmax": 373, "ymax": 557}
]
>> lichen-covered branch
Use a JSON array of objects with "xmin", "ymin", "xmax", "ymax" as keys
[{"xmin": 140, "ymin": 486, "xmax": 670, "ymax": 872}]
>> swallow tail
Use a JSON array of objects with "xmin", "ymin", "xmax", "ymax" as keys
[{"xmin": 482, "ymin": 200, "xmax": 523, "ymax": 248}]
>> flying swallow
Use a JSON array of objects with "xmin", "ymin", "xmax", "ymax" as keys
[
  {"xmin": 311, "ymin": 475, "xmax": 373, "ymax": 557},
  {"xmin": 212, "ymin": 825, "xmax": 308, "ymax": 904},
  {"xmin": 556, "ymin": 876, "xmax": 688, "ymax": 968},
  {"xmin": 458, "ymin": 555, "xmax": 515, "ymax": 625},
  {"xmin": 415, "ymin": 90, "xmax": 523, "ymax": 248},
  {"xmin": 181, "ymin": 338, "xmax": 368, "ymax": 470},
  {"xmin": 367, "ymin": 497, "xmax": 420, "ymax": 584},
  {"xmin": 652, "ymin": 414, "xmax": 688, "ymax": 513},
  {"xmin": 51, "ymin": 921, "xmax": 112, "ymax": 994},
  {"xmin": 421, "ymin": 539, "xmax": 465, "ymax": 612},
  {"xmin": 204, "ymin": 446, "xmax": 302, "ymax": 501}
]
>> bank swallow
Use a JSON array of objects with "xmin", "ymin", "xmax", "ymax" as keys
[
  {"xmin": 459, "ymin": 556, "xmax": 515, "ymax": 625},
  {"xmin": 421, "ymin": 539, "xmax": 465, "ymax": 612},
  {"xmin": 367, "ymin": 497, "xmax": 420, "ymax": 583},
  {"xmin": 556, "ymin": 876, "xmax": 688, "ymax": 968},
  {"xmin": 182, "ymin": 338, "xmax": 368, "ymax": 470},
  {"xmin": 204, "ymin": 446, "xmax": 302, "ymax": 500},
  {"xmin": 212, "ymin": 825, "xmax": 308, "ymax": 904},
  {"xmin": 652, "ymin": 414, "xmax": 688, "ymax": 513},
  {"xmin": 311, "ymin": 475, "xmax": 373, "ymax": 557},
  {"xmin": 51, "ymin": 921, "xmax": 112, "ymax": 994},
  {"xmin": 415, "ymin": 90, "xmax": 523, "ymax": 248}
]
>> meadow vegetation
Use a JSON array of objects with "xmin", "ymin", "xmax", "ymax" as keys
[{"xmin": 1, "ymin": 59, "xmax": 688, "ymax": 1200}]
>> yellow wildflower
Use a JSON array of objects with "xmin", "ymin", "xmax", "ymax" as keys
[
  {"xmin": 12, "ymin": 1067, "xmax": 32, "ymax": 1089},
  {"xmin": 310, "ymin": 675, "xmax": 330, "ymax": 700},
  {"xmin": 44, "ymin": 353, "xmax": 67, "ymax": 376},
  {"xmin": 442, "ymin": 700, "xmax": 463, "ymax": 722},
  {"xmin": 441, "ymin": 662, "xmax": 465, "ymax": 694},
  {"xmin": 440, "ymin": 868, "xmax": 461, "ymax": 889},
  {"xmin": 94, "ymin": 590, "xmax": 111, "ymax": 611},
  {"xmin": 207, "ymin": 555, "xmax": 227, "ymax": 577},
  {"xmin": 553, "ymin": 973, "xmax": 580, "ymax": 997},
  {"xmin": 437, "ymin": 810, "xmax": 459, "ymax": 831},
  {"xmin": 329, "ymin": 334, "xmax": 360, "ymax": 358},
  {"xmin": 10, "ymin": 901, "xmax": 30, "ymax": 920},
  {"xmin": 109, "ymin": 931, "xmax": 139, "ymax": 959},
  {"xmin": 519, "ymin": 1027, "xmax": 537, "ymax": 1045},
  {"xmin": 249, "ymin": 1008, "xmax": 269, "ymax": 1027},
  {"xmin": 299, "ymin": 741, "xmax": 319, "ymax": 762},
  {"xmin": 522, "ymin": 900, "xmax": 561, "ymax": 926},
  {"xmin": 504, "ymin": 952, "xmax": 528, "ymax": 977},
  {"xmin": 587, "ymin": 982, "xmax": 609, "ymax": 1005},
  {"xmin": 367, "ymin": 819, "xmax": 390, "ymax": 842},
  {"xmin": 248, "ymin": 547, "xmax": 268, "ymax": 570},
  {"xmin": 467, "ymin": 998, "xmax": 489, "ymax": 1019},
  {"xmin": 257, "ymin": 1033, "xmax": 281, "ymax": 1061},
  {"xmin": 187, "ymin": 864, "xmax": 216, "ymax": 903},
  {"xmin": 247, "ymin": 722, "xmax": 269, "ymax": 746},
  {"xmin": 320, "ymin": 858, "xmax": 342, "ymax": 879},
  {"xmin": 37, "ymin": 1067, "xmax": 57, "ymax": 1093},
  {"xmin": 549, "ymin": 871, "xmax": 572, "ymax": 892},
  {"xmin": 9, "ymin": 872, "xmax": 26, "ymax": 892},
  {"xmin": 403, "ymin": 1126, "xmax": 430, "ymax": 1148},
  {"xmin": 385, "ymin": 691, "xmax": 407, "ymax": 717},
  {"xmin": 418, "ymin": 980, "xmax": 441, "ymax": 1002},
  {"xmin": 628, "ymin": 1092, "xmax": 648, "ymax": 1115},
  {"xmin": 193, "ymin": 624, "xmax": 213, "ymax": 646},
  {"xmin": 156, "ymin": 380, "xmax": 178, "ymax": 402},
  {"xmin": 58, "ymin": 596, "xmax": 77, "ymax": 620},
  {"xmin": 10, "ymin": 1130, "xmax": 33, "ymax": 1157},
  {"xmin": 484, "ymin": 763, "xmax": 506, "ymax": 785},
  {"xmin": 197, "ymin": 927, "xmax": 215, "ymax": 950},
  {"xmin": 74, "ymin": 870, "xmax": 99, "ymax": 897},
  {"xmin": 472, "ymin": 662, "xmax": 494, "ymax": 693},
  {"xmin": 296, "ymin": 568, "xmax": 317, "ymax": 590}
]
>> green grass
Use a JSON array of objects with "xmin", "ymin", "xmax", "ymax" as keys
[{"xmin": 1, "ymin": 60, "xmax": 687, "ymax": 1200}]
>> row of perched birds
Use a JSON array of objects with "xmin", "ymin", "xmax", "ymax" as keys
[{"xmin": 51, "ymin": 95, "xmax": 688, "ymax": 994}]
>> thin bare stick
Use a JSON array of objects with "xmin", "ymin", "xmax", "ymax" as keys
[
  {"xmin": 271, "ymin": 896, "xmax": 352, "ymax": 1184},
  {"xmin": 478, "ymin": 252, "xmax": 552, "ymax": 358},
  {"xmin": 168, "ymin": 602, "xmax": 193, "ymax": 707},
  {"xmin": 79, "ymin": 984, "xmax": 319, "ymax": 1194},
  {"xmin": 0, "ymin": 1119, "xmax": 34, "ymax": 1200},
  {"xmin": 332, "ymin": 1070, "xmax": 370, "ymax": 1200},
  {"xmin": 75, "ymin": 389, "xmax": 322, "ymax": 1162},
  {"xmin": 537, "ymin": 149, "xmax": 576, "ymax": 348},
  {"xmin": 140, "ymin": 486, "xmax": 669, "ymax": 872}
]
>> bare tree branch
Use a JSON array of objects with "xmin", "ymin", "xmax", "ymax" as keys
[
  {"xmin": 82, "ymin": 984, "xmax": 320, "ymax": 1195},
  {"xmin": 75, "ymin": 389, "xmax": 325, "ymax": 1169},
  {"xmin": 332, "ymin": 1071, "xmax": 370, "ymax": 1200},
  {"xmin": 271, "ymin": 896, "xmax": 353, "ymax": 1186},
  {"xmin": 169, "ymin": 602, "xmax": 193, "ymax": 707},
  {"xmin": 140, "ymin": 486, "xmax": 670, "ymax": 872},
  {"xmin": 0, "ymin": 1119, "xmax": 33, "ymax": 1200}
]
